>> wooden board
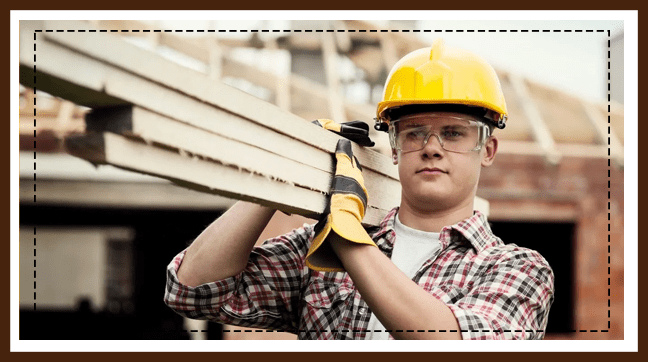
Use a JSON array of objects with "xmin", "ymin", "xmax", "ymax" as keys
[
  {"xmin": 85, "ymin": 106, "xmax": 334, "ymax": 193},
  {"xmin": 20, "ymin": 20, "xmax": 401, "ymax": 225},
  {"xmin": 82, "ymin": 105, "xmax": 400, "ymax": 224},
  {"xmin": 64, "ymin": 132, "xmax": 388, "ymax": 225},
  {"xmin": 20, "ymin": 21, "xmax": 398, "ymax": 180}
]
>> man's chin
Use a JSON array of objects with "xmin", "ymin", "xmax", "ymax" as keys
[{"xmin": 404, "ymin": 192, "xmax": 452, "ymax": 211}]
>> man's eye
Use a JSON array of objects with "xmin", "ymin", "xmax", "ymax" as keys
[
  {"xmin": 442, "ymin": 129, "xmax": 464, "ymax": 138},
  {"xmin": 406, "ymin": 129, "xmax": 427, "ymax": 138}
]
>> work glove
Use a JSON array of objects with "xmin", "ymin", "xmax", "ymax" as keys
[
  {"xmin": 312, "ymin": 119, "xmax": 375, "ymax": 147},
  {"xmin": 305, "ymin": 138, "xmax": 378, "ymax": 272}
]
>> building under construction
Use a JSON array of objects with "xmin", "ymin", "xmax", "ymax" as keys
[{"xmin": 18, "ymin": 20, "xmax": 624, "ymax": 341}]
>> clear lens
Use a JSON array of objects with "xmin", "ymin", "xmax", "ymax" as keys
[{"xmin": 389, "ymin": 116, "xmax": 489, "ymax": 153}]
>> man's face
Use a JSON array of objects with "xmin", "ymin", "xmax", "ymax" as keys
[{"xmin": 390, "ymin": 111, "xmax": 498, "ymax": 212}]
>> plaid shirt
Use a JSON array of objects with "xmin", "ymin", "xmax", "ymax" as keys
[{"xmin": 164, "ymin": 207, "xmax": 554, "ymax": 340}]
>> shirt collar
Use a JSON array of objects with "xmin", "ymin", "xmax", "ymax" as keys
[
  {"xmin": 372, "ymin": 208, "xmax": 397, "ymax": 237},
  {"xmin": 370, "ymin": 207, "xmax": 495, "ymax": 253},
  {"xmin": 441, "ymin": 210, "xmax": 494, "ymax": 253}
]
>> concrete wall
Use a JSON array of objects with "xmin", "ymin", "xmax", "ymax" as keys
[{"xmin": 19, "ymin": 227, "xmax": 131, "ymax": 311}]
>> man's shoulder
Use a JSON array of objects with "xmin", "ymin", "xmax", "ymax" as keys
[{"xmin": 483, "ymin": 236, "xmax": 553, "ymax": 271}]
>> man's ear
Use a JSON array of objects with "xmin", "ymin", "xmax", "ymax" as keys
[
  {"xmin": 481, "ymin": 136, "xmax": 498, "ymax": 167},
  {"xmin": 391, "ymin": 148, "xmax": 399, "ymax": 165}
]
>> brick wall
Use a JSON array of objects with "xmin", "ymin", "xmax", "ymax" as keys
[{"xmin": 481, "ymin": 154, "xmax": 624, "ymax": 340}]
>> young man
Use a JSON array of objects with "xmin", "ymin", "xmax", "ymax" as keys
[{"xmin": 164, "ymin": 39, "xmax": 555, "ymax": 340}]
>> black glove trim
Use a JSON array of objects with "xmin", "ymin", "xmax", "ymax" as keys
[
  {"xmin": 331, "ymin": 175, "xmax": 368, "ymax": 211},
  {"xmin": 336, "ymin": 138, "xmax": 354, "ymax": 158}
]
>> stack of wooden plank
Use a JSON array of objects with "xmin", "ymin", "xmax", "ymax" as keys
[{"xmin": 19, "ymin": 20, "xmax": 404, "ymax": 226}]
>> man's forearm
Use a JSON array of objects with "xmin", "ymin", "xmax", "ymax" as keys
[
  {"xmin": 177, "ymin": 201, "xmax": 276, "ymax": 287},
  {"xmin": 330, "ymin": 235, "xmax": 462, "ymax": 340}
]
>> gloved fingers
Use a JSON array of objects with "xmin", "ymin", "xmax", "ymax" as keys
[
  {"xmin": 341, "ymin": 134, "xmax": 375, "ymax": 147},
  {"xmin": 316, "ymin": 119, "xmax": 370, "ymax": 134},
  {"xmin": 335, "ymin": 139, "xmax": 364, "ymax": 168},
  {"xmin": 338, "ymin": 124, "xmax": 369, "ymax": 135},
  {"xmin": 338, "ymin": 126, "xmax": 375, "ymax": 147},
  {"xmin": 314, "ymin": 119, "xmax": 375, "ymax": 147},
  {"xmin": 312, "ymin": 119, "xmax": 341, "ymax": 132},
  {"xmin": 338, "ymin": 123, "xmax": 375, "ymax": 147},
  {"xmin": 340, "ymin": 120, "xmax": 370, "ymax": 132},
  {"xmin": 335, "ymin": 137, "xmax": 354, "ymax": 160}
]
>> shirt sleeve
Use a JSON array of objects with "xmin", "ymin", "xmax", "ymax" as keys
[
  {"xmin": 163, "ymin": 223, "xmax": 314, "ymax": 333},
  {"xmin": 446, "ymin": 248, "xmax": 555, "ymax": 340}
]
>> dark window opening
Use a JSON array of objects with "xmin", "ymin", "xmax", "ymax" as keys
[
  {"xmin": 20, "ymin": 204, "xmax": 225, "ymax": 340},
  {"xmin": 490, "ymin": 220, "xmax": 575, "ymax": 336}
]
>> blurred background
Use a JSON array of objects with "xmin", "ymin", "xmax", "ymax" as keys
[{"xmin": 19, "ymin": 19, "xmax": 624, "ymax": 340}]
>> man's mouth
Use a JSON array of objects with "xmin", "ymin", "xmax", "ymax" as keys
[{"xmin": 416, "ymin": 167, "xmax": 447, "ymax": 174}]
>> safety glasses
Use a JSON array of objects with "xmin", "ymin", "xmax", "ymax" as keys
[{"xmin": 389, "ymin": 115, "xmax": 491, "ymax": 154}]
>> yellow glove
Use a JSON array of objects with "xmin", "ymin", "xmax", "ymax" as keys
[
  {"xmin": 312, "ymin": 119, "xmax": 375, "ymax": 147},
  {"xmin": 305, "ymin": 139, "xmax": 378, "ymax": 272}
]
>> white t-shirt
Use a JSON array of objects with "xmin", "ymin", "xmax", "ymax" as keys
[{"xmin": 365, "ymin": 213, "xmax": 441, "ymax": 340}]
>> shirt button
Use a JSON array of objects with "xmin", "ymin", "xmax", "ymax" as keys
[{"xmin": 358, "ymin": 308, "xmax": 367, "ymax": 315}]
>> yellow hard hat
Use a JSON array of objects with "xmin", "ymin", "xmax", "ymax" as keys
[{"xmin": 375, "ymin": 39, "xmax": 508, "ymax": 131}]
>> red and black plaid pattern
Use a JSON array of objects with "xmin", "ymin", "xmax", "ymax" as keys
[{"xmin": 165, "ymin": 208, "xmax": 554, "ymax": 340}]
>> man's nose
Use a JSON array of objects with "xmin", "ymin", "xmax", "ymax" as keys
[{"xmin": 421, "ymin": 132, "xmax": 445, "ymax": 156}]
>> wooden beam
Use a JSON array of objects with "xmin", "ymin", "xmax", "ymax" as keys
[
  {"xmin": 21, "ymin": 21, "xmax": 401, "ymax": 225},
  {"xmin": 84, "ymin": 106, "xmax": 335, "ymax": 194},
  {"xmin": 581, "ymin": 100, "xmax": 624, "ymax": 168},
  {"xmin": 342, "ymin": 20, "xmax": 430, "ymax": 51},
  {"xmin": 379, "ymin": 34, "xmax": 399, "ymax": 75},
  {"xmin": 21, "ymin": 21, "xmax": 397, "ymax": 179},
  {"xmin": 64, "ymin": 132, "xmax": 389, "ymax": 225},
  {"xmin": 20, "ymin": 115, "xmax": 85, "ymax": 137},
  {"xmin": 266, "ymin": 39, "xmax": 291, "ymax": 112},
  {"xmin": 20, "ymin": 178, "xmax": 237, "ymax": 210},
  {"xmin": 221, "ymin": 56, "xmax": 278, "ymax": 91},
  {"xmin": 92, "ymin": 20, "xmax": 263, "ymax": 58},
  {"xmin": 332, "ymin": 21, "xmax": 352, "ymax": 53},
  {"xmin": 45, "ymin": 22, "xmax": 397, "ymax": 173},
  {"xmin": 103, "ymin": 22, "xmax": 374, "ymax": 126},
  {"xmin": 83, "ymin": 106, "xmax": 400, "ymax": 224},
  {"xmin": 54, "ymin": 100, "xmax": 76, "ymax": 135},
  {"xmin": 321, "ymin": 32, "xmax": 347, "ymax": 123},
  {"xmin": 222, "ymin": 42, "xmax": 368, "ymax": 124},
  {"xmin": 207, "ymin": 37, "xmax": 223, "ymax": 81},
  {"xmin": 508, "ymin": 73, "xmax": 562, "ymax": 165},
  {"xmin": 63, "ymin": 132, "xmax": 327, "ymax": 218},
  {"xmin": 146, "ymin": 27, "xmax": 161, "ymax": 48}
]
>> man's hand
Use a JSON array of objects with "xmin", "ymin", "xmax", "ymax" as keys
[
  {"xmin": 305, "ymin": 139, "xmax": 378, "ymax": 272},
  {"xmin": 312, "ymin": 119, "xmax": 375, "ymax": 147}
]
